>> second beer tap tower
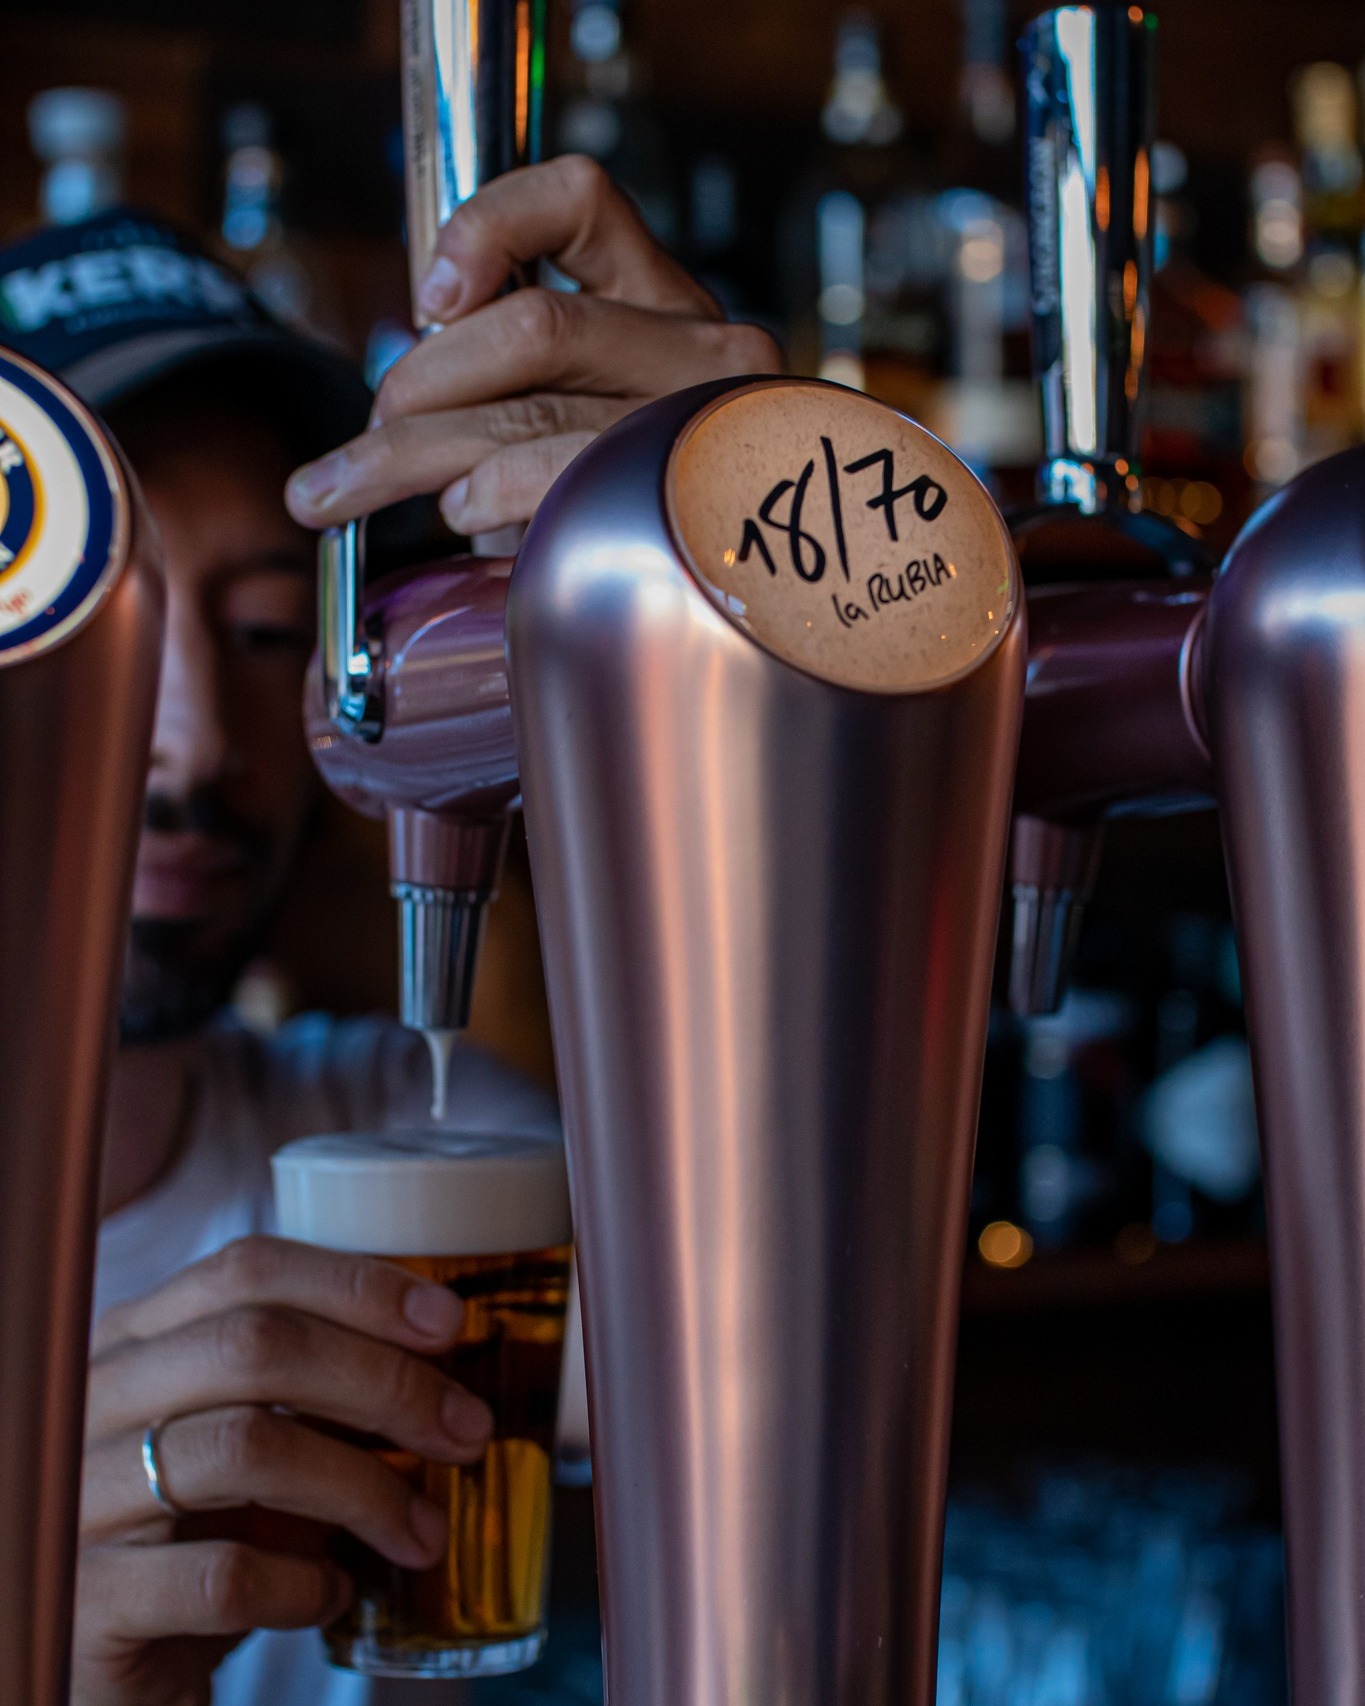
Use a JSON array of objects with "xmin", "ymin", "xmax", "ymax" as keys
[{"xmin": 1005, "ymin": 9, "xmax": 1365, "ymax": 1700}]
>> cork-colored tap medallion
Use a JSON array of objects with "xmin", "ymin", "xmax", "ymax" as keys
[
  {"xmin": 0, "ymin": 349, "xmax": 125, "ymax": 663},
  {"xmin": 666, "ymin": 379, "xmax": 1018, "ymax": 694}
]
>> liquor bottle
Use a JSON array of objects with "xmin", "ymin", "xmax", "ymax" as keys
[
  {"xmin": 686, "ymin": 153, "xmax": 745, "ymax": 317},
  {"xmin": 819, "ymin": 8, "xmax": 904, "ymax": 154},
  {"xmin": 558, "ymin": 0, "xmax": 678, "ymax": 247},
  {"xmin": 785, "ymin": 10, "xmax": 947, "ymax": 414},
  {"xmin": 1142, "ymin": 141, "xmax": 1249, "ymax": 553},
  {"xmin": 27, "ymin": 88, "xmax": 126, "ymax": 227},
  {"xmin": 1244, "ymin": 151, "xmax": 1308, "ymax": 494},
  {"xmin": 933, "ymin": 0, "xmax": 1035, "ymax": 486},
  {"xmin": 818, "ymin": 10, "xmax": 909, "ymax": 394},
  {"xmin": 218, "ymin": 102, "xmax": 338, "ymax": 342},
  {"xmin": 943, "ymin": 0, "xmax": 1016, "ymax": 199},
  {"xmin": 933, "ymin": 191, "xmax": 1034, "ymax": 484},
  {"xmin": 219, "ymin": 103, "xmax": 311, "ymax": 334},
  {"xmin": 1292, "ymin": 63, "xmax": 1365, "ymax": 459}
]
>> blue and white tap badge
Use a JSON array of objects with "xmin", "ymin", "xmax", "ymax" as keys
[{"xmin": 0, "ymin": 349, "xmax": 121, "ymax": 662}]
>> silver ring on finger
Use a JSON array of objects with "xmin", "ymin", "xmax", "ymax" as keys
[{"xmin": 140, "ymin": 1420, "xmax": 183, "ymax": 1517}]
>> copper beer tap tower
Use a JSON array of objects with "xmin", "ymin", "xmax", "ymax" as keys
[
  {"xmin": 0, "ymin": 353, "xmax": 162, "ymax": 1706},
  {"xmin": 4, "ymin": 3, "xmax": 1365, "ymax": 1705}
]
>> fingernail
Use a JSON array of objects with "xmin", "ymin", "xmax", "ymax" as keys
[
  {"xmin": 286, "ymin": 457, "xmax": 341, "ymax": 512},
  {"xmin": 442, "ymin": 1387, "xmax": 493, "ymax": 1450},
  {"xmin": 418, "ymin": 255, "xmax": 461, "ymax": 318},
  {"xmin": 409, "ymin": 1495, "xmax": 449, "ymax": 1559},
  {"xmin": 440, "ymin": 477, "xmax": 471, "ymax": 529},
  {"xmin": 404, "ymin": 1282, "xmax": 462, "ymax": 1338}
]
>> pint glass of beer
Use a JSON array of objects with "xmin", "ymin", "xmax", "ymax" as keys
[{"xmin": 271, "ymin": 1131, "xmax": 573, "ymax": 1677}]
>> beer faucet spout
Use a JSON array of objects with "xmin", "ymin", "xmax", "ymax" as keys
[
  {"xmin": 390, "ymin": 806, "xmax": 512, "ymax": 1035},
  {"xmin": 1009, "ymin": 579, "xmax": 1213, "ymax": 1014},
  {"xmin": 306, "ymin": 558, "xmax": 519, "ymax": 1047}
]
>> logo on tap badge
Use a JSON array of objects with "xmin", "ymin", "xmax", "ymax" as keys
[
  {"xmin": 0, "ymin": 419, "xmax": 39, "ymax": 580},
  {"xmin": 0, "ymin": 350, "xmax": 122, "ymax": 660}
]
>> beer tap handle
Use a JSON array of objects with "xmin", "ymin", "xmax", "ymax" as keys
[
  {"xmin": 319, "ymin": 517, "xmax": 383, "ymax": 738},
  {"xmin": 1020, "ymin": 1, "xmax": 1156, "ymax": 516},
  {"xmin": 319, "ymin": 0, "xmax": 547, "ymax": 742},
  {"xmin": 399, "ymin": 0, "xmax": 546, "ymax": 326},
  {"xmin": 1010, "ymin": 2, "xmax": 1157, "ymax": 1015}
]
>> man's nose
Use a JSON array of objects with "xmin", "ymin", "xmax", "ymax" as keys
[{"xmin": 148, "ymin": 588, "xmax": 231, "ymax": 795}]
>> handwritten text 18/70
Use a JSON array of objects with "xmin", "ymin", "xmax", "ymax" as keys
[{"xmin": 733, "ymin": 441, "xmax": 950, "ymax": 587}]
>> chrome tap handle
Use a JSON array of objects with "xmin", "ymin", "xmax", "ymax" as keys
[
  {"xmin": 320, "ymin": 0, "xmax": 548, "ymax": 741},
  {"xmin": 402, "ymin": 0, "xmax": 547, "ymax": 327},
  {"xmin": 319, "ymin": 519, "xmax": 383, "ymax": 739},
  {"xmin": 1009, "ymin": 2, "xmax": 1158, "ymax": 1013},
  {"xmin": 1020, "ymin": 4, "xmax": 1157, "ymax": 513}
]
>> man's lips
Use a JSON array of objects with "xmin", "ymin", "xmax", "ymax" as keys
[{"xmin": 133, "ymin": 831, "xmax": 252, "ymax": 918}]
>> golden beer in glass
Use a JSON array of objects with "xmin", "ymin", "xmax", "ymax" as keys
[{"xmin": 272, "ymin": 1131, "xmax": 572, "ymax": 1678}]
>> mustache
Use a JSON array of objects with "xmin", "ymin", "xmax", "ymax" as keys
[{"xmin": 142, "ymin": 790, "xmax": 269, "ymax": 859}]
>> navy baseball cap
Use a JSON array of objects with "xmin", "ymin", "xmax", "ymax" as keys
[{"xmin": 0, "ymin": 208, "xmax": 372, "ymax": 456}]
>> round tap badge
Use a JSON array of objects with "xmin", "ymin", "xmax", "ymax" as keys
[
  {"xmin": 0, "ymin": 349, "xmax": 124, "ymax": 663},
  {"xmin": 666, "ymin": 378, "xmax": 1019, "ymax": 695}
]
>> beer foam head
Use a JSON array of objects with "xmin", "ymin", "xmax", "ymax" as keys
[{"xmin": 271, "ymin": 1130, "xmax": 572, "ymax": 1257}]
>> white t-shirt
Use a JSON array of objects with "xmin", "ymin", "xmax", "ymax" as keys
[{"xmin": 94, "ymin": 1012, "xmax": 561, "ymax": 1706}]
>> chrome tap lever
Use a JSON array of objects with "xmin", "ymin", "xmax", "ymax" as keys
[
  {"xmin": 313, "ymin": 0, "xmax": 549, "ymax": 1034},
  {"xmin": 319, "ymin": 0, "xmax": 548, "ymax": 747},
  {"xmin": 319, "ymin": 518, "xmax": 383, "ymax": 739},
  {"xmin": 1009, "ymin": 2, "xmax": 1164, "ymax": 1015},
  {"xmin": 401, "ymin": 0, "xmax": 547, "ymax": 324},
  {"xmin": 1020, "ymin": 2, "xmax": 1157, "ymax": 515}
]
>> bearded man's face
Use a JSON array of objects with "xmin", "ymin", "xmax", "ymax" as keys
[{"xmin": 112, "ymin": 384, "xmax": 318, "ymax": 1042}]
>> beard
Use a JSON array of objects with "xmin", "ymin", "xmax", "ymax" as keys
[
  {"xmin": 118, "ymin": 787, "xmax": 285, "ymax": 1045},
  {"xmin": 119, "ymin": 916, "xmax": 262, "ymax": 1043}
]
